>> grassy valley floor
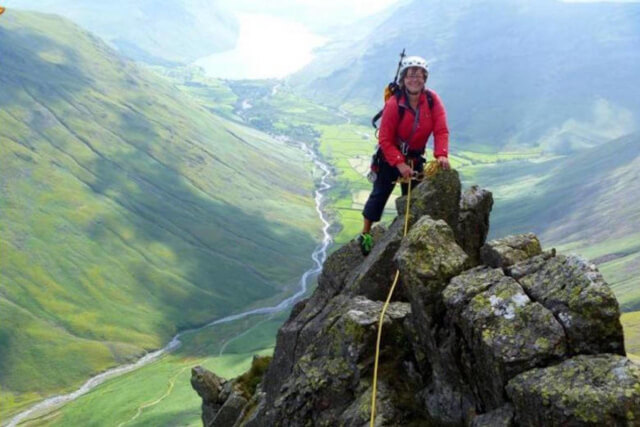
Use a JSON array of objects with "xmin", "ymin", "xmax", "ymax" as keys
[{"xmin": 12, "ymin": 311, "xmax": 287, "ymax": 426}]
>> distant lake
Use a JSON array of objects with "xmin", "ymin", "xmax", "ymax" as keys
[{"xmin": 194, "ymin": 13, "xmax": 326, "ymax": 79}]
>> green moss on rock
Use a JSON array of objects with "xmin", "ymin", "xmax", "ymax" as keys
[
  {"xmin": 236, "ymin": 356, "xmax": 273, "ymax": 400},
  {"xmin": 507, "ymin": 355, "xmax": 640, "ymax": 426}
]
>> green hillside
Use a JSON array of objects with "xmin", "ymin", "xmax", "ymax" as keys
[
  {"xmin": 0, "ymin": 11, "xmax": 320, "ymax": 417},
  {"xmin": 463, "ymin": 132, "xmax": 640, "ymax": 310}
]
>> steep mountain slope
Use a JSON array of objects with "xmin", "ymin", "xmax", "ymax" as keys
[
  {"xmin": 0, "ymin": 11, "xmax": 319, "ymax": 416},
  {"xmin": 466, "ymin": 132, "xmax": 640, "ymax": 308},
  {"xmin": 482, "ymin": 133, "xmax": 639, "ymax": 242},
  {"xmin": 2, "ymin": 0, "xmax": 238, "ymax": 64},
  {"xmin": 290, "ymin": 0, "xmax": 640, "ymax": 152}
]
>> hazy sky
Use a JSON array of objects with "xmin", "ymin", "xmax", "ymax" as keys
[{"xmin": 197, "ymin": 0, "xmax": 402, "ymax": 79}]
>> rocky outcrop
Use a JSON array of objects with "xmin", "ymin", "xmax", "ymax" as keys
[
  {"xmin": 481, "ymin": 233, "xmax": 542, "ymax": 268},
  {"xmin": 395, "ymin": 169, "xmax": 461, "ymax": 231},
  {"xmin": 192, "ymin": 357, "xmax": 269, "ymax": 427},
  {"xmin": 507, "ymin": 355, "xmax": 640, "ymax": 426},
  {"xmin": 192, "ymin": 170, "xmax": 637, "ymax": 426},
  {"xmin": 458, "ymin": 185, "xmax": 493, "ymax": 265}
]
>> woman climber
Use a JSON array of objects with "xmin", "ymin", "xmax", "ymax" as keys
[{"xmin": 358, "ymin": 55, "xmax": 450, "ymax": 255}]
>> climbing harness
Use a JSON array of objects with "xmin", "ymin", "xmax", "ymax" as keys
[
  {"xmin": 369, "ymin": 161, "xmax": 440, "ymax": 426},
  {"xmin": 394, "ymin": 160, "xmax": 440, "ymax": 184}
]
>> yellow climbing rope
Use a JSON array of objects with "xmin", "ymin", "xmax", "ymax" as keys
[
  {"xmin": 424, "ymin": 160, "xmax": 440, "ymax": 179},
  {"xmin": 369, "ymin": 160, "xmax": 439, "ymax": 426}
]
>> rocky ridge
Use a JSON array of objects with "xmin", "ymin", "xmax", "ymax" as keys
[{"xmin": 191, "ymin": 170, "xmax": 640, "ymax": 426}]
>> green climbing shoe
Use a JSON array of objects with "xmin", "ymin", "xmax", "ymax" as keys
[{"xmin": 358, "ymin": 233, "xmax": 373, "ymax": 256}]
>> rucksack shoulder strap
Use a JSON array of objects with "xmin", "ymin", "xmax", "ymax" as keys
[
  {"xmin": 372, "ymin": 88, "xmax": 403, "ymax": 129},
  {"xmin": 371, "ymin": 109, "xmax": 384, "ymax": 129},
  {"xmin": 426, "ymin": 89, "xmax": 434, "ymax": 110}
]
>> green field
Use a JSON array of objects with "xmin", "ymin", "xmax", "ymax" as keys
[{"xmin": 12, "ymin": 311, "xmax": 287, "ymax": 426}]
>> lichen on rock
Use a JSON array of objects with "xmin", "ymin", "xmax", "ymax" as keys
[
  {"xmin": 481, "ymin": 233, "xmax": 542, "ymax": 268},
  {"xmin": 506, "ymin": 355, "xmax": 640, "ymax": 426},
  {"xmin": 514, "ymin": 254, "xmax": 624, "ymax": 355}
]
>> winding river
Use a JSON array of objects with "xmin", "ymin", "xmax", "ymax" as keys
[{"xmin": 7, "ymin": 141, "xmax": 333, "ymax": 427}]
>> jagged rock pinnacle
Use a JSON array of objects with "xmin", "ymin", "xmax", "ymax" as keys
[{"xmin": 192, "ymin": 169, "xmax": 638, "ymax": 426}]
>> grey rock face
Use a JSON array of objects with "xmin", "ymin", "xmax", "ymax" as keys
[
  {"xmin": 234, "ymin": 390, "xmax": 266, "ymax": 427},
  {"xmin": 395, "ymin": 169, "xmax": 461, "ymax": 231},
  {"xmin": 444, "ymin": 270, "xmax": 567, "ymax": 409},
  {"xmin": 211, "ymin": 392, "xmax": 248, "ymax": 427},
  {"xmin": 260, "ymin": 296, "xmax": 420, "ymax": 426},
  {"xmin": 515, "ymin": 254, "xmax": 625, "ymax": 355},
  {"xmin": 395, "ymin": 216, "xmax": 473, "ymax": 424},
  {"xmin": 191, "ymin": 366, "xmax": 224, "ymax": 426},
  {"xmin": 192, "ymin": 171, "xmax": 637, "ymax": 427},
  {"xmin": 260, "ymin": 227, "xmax": 383, "ymax": 403},
  {"xmin": 506, "ymin": 355, "xmax": 640, "ymax": 426},
  {"xmin": 191, "ymin": 366, "xmax": 223, "ymax": 404},
  {"xmin": 320, "ymin": 225, "xmax": 387, "ymax": 295},
  {"xmin": 396, "ymin": 216, "xmax": 470, "ymax": 313},
  {"xmin": 471, "ymin": 404, "xmax": 515, "ymax": 427},
  {"xmin": 481, "ymin": 233, "xmax": 542, "ymax": 268},
  {"xmin": 505, "ymin": 251, "xmax": 555, "ymax": 279},
  {"xmin": 346, "ymin": 219, "xmax": 405, "ymax": 301},
  {"xmin": 458, "ymin": 185, "xmax": 494, "ymax": 265}
]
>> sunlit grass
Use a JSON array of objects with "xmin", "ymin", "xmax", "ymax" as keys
[{"xmin": 18, "ymin": 312, "xmax": 286, "ymax": 427}]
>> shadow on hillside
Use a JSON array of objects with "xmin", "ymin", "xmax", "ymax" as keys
[
  {"xmin": 0, "ymin": 23, "xmax": 91, "ymax": 108},
  {"xmin": 2, "ymin": 13, "xmax": 318, "ymax": 334},
  {"xmin": 83, "ymin": 103, "xmax": 318, "ymax": 336}
]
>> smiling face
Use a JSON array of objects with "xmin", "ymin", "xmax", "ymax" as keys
[{"xmin": 403, "ymin": 66, "xmax": 426, "ymax": 95}]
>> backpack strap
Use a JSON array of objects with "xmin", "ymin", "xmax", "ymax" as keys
[
  {"xmin": 371, "ymin": 109, "xmax": 384, "ymax": 129},
  {"xmin": 372, "ymin": 82, "xmax": 402, "ymax": 129}
]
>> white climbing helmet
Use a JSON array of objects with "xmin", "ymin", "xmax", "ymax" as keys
[{"xmin": 399, "ymin": 55, "xmax": 429, "ymax": 78}]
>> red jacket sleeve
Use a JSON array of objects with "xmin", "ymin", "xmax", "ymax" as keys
[
  {"xmin": 378, "ymin": 97, "xmax": 405, "ymax": 167},
  {"xmin": 431, "ymin": 91, "xmax": 449, "ymax": 158}
]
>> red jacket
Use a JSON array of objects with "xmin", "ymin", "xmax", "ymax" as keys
[{"xmin": 378, "ymin": 90, "xmax": 449, "ymax": 167}]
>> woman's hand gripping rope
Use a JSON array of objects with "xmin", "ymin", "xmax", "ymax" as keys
[{"xmin": 395, "ymin": 160, "xmax": 441, "ymax": 184}]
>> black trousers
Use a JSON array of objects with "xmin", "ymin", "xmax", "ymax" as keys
[{"xmin": 362, "ymin": 158, "xmax": 424, "ymax": 222}]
